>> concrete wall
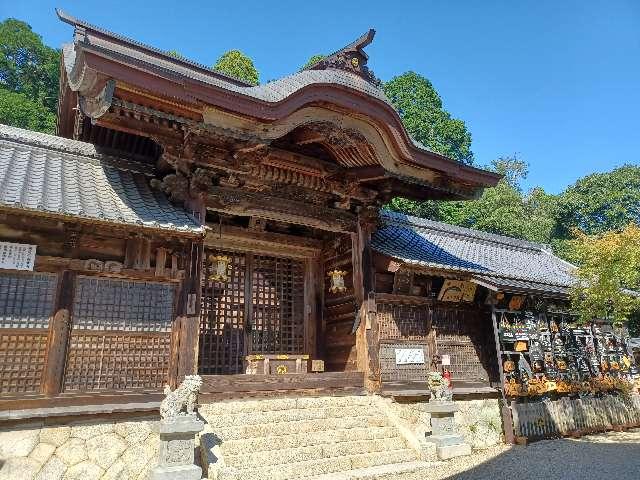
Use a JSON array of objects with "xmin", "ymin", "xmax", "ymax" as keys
[{"xmin": 0, "ymin": 415, "xmax": 159, "ymax": 480}]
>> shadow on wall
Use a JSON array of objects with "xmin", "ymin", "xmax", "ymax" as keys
[{"xmin": 444, "ymin": 437, "xmax": 640, "ymax": 480}]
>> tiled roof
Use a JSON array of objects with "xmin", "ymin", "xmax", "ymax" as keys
[
  {"xmin": 58, "ymin": 10, "xmax": 440, "ymax": 158},
  {"xmin": 0, "ymin": 124, "xmax": 204, "ymax": 235},
  {"xmin": 372, "ymin": 211, "xmax": 575, "ymax": 295}
]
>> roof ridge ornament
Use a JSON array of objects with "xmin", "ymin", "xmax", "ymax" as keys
[{"xmin": 305, "ymin": 29, "xmax": 381, "ymax": 86}]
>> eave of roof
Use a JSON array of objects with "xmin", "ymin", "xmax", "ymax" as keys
[
  {"xmin": 0, "ymin": 124, "xmax": 204, "ymax": 236},
  {"xmin": 373, "ymin": 210, "xmax": 576, "ymax": 296}
]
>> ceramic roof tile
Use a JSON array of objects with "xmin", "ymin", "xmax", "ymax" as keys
[
  {"xmin": 0, "ymin": 124, "xmax": 203, "ymax": 235},
  {"xmin": 372, "ymin": 211, "xmax": 576, "ymax": 294}
]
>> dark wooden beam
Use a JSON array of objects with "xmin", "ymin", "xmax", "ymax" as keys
[{"xmin": 206, "ymin": 186, "xmax": 356, "ymax": 233}]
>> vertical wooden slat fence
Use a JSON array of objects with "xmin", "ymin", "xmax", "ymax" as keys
[{"xmin": 512, "ymin": 394, "xmax": 640, "ymax": 439}]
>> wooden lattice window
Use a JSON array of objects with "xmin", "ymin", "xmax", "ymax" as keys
[
  {"xmin": 63, "ymin": 276, "xmax": 176, "ymax": 392},
  {"xmin": 0, "ymin": 272, "xmax": 57, "ymax": 394},
  {"xmin": 199, "ymin": 252, "xmax": 246, "ymax": 375},
  {"xmin": 379, "ymin": 342, "xmax": 432, "ymax": 382},
  {"xmin": 431, "ymin": 305, "xmax": 495, "ymax": 383},
  {"xmin": 377, "ymin": 303, "xmax": 431, "ymax": 340},
  {"xmin": 251, "ymin": 255, "xmax": 304, "ymax": 355}
]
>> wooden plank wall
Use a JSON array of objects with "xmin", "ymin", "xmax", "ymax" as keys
[{"xmin": 199, "ymin": 372, "xmax": 364, "ymax": 401}]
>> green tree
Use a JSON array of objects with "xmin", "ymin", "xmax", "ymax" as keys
[
  {"xmin": 301, "ymin": 54, "xmax": 326, "ymax": 70},
  {"xmin": 0, "ymin": 18, "xmax": 59, "ymax": 114},
  {"xmin": 383, "ymin": 71, "xmax": 473, "ymax": 164},
  {"xmin": 213, "ymin": 50, "xmax": 259, "ymax": 86},
  {"xmin": 389, "ymin": 154, "xmax": 560, "ymax": 244},
  {"xmin": 0, "ymin": 88, "xmax": 55, "ymax": 132},
  {"xmin": 570, "ymin": 224, "xmax": 640, "ymax": 324},
  {"xmin": 556, "ymin": 165, "xmax": 640, "ymax": 237},
  {"xmin": 166, "ymin": 50, "xmax": 185, "ymax": 60}
]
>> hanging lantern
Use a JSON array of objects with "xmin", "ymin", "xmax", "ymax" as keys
[
  {"xmin": 208, "ymin": 255, "xmax": 230, "ymax": 282},
  {"xmin": 327, "ymin": 269, "xmax": 348, "ymax": 294}
]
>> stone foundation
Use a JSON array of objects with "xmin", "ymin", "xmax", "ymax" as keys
[
  {"xmin": 381, "ymin": 396, "xmax": 503, "ymax": 450},
  {"xmin": 0, "ymin": 414, "xmax": 160, "ymax": 480},
  {"xmin": 454, "ymin": 398, "xmax": 503, "ymax": 449}
]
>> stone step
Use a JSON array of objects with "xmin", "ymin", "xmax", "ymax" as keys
[
  {"xmin": 224, "ymin": 437, "xmax": 408, "ymax": 468},
  {"xmin": 306, "ymin": 461, "xmax": 444, "ymax": 480},
  {"xmin": 201, "ymin": 395, "xmax": 373, "ymax": 416},
  {"xmin": 233, "ymin": 449, "xmax": 419, "ymax": 480},
  {"xmin": 203, "ymin": 405, "xmax": 372, "ymax": 428},
  {"xmin": 212, "ymin": 415, "xmax": 389, "ymax": 440},
  {"xmin": 221, "ymin": 426, "xmax": 399, "ymax": 453}
]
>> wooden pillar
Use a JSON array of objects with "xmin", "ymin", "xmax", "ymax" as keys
[
  {"xmin": 41, "ymin": 271, "xmax": 76, "ymax": 396},
  {"xmin": 176, "ymin": 240, "xmax": 204, "ymax": 381},
  {"xmin": 352, "ymin": 211, "xmax": 379, "ymax": 390},
  {"xmin": 491, "ymin": 305, "xmax": 516, "ymax": 444}
]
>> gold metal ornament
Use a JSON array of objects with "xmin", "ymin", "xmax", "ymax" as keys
[
  {"xmin": 276, "ymin": 364, "xmax": 288, "ymax": 375},
  {"xmin": 351, "ymin": 57, "xmax": 360, "ymax": 68},
  {"xmin": 208, "ymin": 255, "xmax": 230, "ymax": 282},
  {"xmin": 328, "ymin": 269, "xmax": 348, "ymax": 294}
]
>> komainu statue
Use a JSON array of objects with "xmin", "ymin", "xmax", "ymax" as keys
[
  {"xmin": 427, "ymin": 371, "xmax": 452, "ymax": 402},
  {"xmin": 160, "ymin": 375, "xmax": 203, "ymax": 419}
]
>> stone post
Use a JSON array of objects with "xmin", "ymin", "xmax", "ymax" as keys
[
  {"xmin": 150, "ymin": 375, "xmax": 204, "ymax": 480},
  {"xmin": 150, "ymin": 414, "xmax": 204, "ymax": 480},
  {"xmin": 424, "ymin": 371, "xmax": 471, "ymax": 460}
]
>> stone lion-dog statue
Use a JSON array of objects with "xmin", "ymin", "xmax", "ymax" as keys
[
  {"xmin": 160, "ymin": 375, "xmax": 203, "ymax": 419},
  {"xmin": 427, "ymin": 371, "xmax": 452, "ymax": 402}
]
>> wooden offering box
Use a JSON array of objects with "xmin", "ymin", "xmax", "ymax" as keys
[{"xmin": 245, "ymin": 354, "xmax": 310, "ymax": 375}]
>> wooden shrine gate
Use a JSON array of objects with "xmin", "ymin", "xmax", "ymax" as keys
[{"xmin": 198, "ymin": 250, "xmax": 306, "ymax": 375}]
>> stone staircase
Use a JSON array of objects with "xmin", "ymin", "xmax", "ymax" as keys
[{"xmin": 199, "ymin": 395, "xmax": 439, "ymax": 480}]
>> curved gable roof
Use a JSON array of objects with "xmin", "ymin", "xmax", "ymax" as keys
[{"xmin": 56, "ymin": 9, "xmax": 500, "ymax": 192}]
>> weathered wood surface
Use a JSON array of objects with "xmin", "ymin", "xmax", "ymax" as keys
[
  {"xmin": 512, "ymin": 394, "xmax": 640, "ymax": 440},
  {"xmin": 0, "ymin": 390, "xmax": 164, "ymax": 413},
  {"xmin": 200, "ymin": 371, "xmax": 364, "ymax": 396}
]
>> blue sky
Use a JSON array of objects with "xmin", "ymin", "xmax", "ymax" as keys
[{"xmin": 2, "ymin": 1, "xmax": 639, "ymax": 193}]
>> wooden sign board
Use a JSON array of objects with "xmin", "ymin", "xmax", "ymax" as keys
[
  {"xmin": 0, "ymin": 242, "xmax": 36, "ymax": 271},
  {"xmin": 438, "ymin": 279, "xmax": 477, "ymax": 303},
  {"xmin": 395, "ymin": 348, "xmax": 425, "ymax": 365}
]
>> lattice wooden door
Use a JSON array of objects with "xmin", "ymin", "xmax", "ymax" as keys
[
  {"xmin": 199, "ymin": 252, "xmax": 247, "ymax": 375},
  {"xmin": 199, "ymin": 251, "xmax": 305, "ymax": 375},
  {"xmin": 250, "ymin": 255, "xmax": 305, "ymax": 355}
]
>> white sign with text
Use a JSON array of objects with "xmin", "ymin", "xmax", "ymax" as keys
[
  {"xmin": 395, "ymin": 348, "xmax": 425, "ymax": 365},
  {"xmin": 0, "ymin": 242, "xmax": 36, "ymax": 271}
]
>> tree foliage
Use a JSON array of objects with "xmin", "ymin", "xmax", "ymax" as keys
[
  {"xmin": 383, "ymin": 72, "xmax": 473, "ymax": 164},
  {"xmin": 556, "ymin": 165, "xmax": 640, "ymax": 237},
  {"xmin": 301, "ymin": 54, "xmax": 326, "ymax": 70},
  {"xmin": 0, "ymin": 18, "xmax": 59, "ymax": 133},
  {"xmin": 213, "ymin": 50, "xmax": 259, "ymax": 86},
  {"xmin": 570, "ymin": 224, "xmax": 640, "ymax": 324},
  {"xmin": 165, "ymin": 50, "xmax": 185, "ymax": 60},
  {"xmin": 388, "ymin": 154, "xmax": 559, "ymax": 244},
  {"xmin": 0, "ymin": 88, "xmax": 55, "ymax": 132}
]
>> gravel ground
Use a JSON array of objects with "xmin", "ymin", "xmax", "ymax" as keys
[{"xmin": 428, "ymin": 429, "xmax": 640, "ymax": 480}]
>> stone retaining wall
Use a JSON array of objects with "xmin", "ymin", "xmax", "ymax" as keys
[
  {"xmin": 383, "ymin": 397, "xmax": 504, "ymax": 449},
  {"xmin": 0, "ymin": 415, "xmax": 159, "ymax": 480}
]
